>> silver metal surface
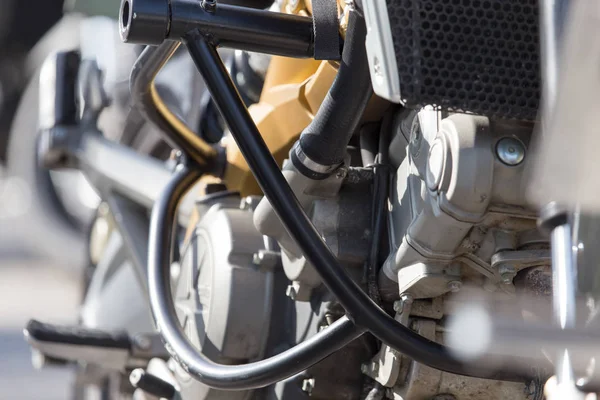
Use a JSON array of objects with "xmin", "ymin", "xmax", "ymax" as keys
[
  {"xmin": 540, "ymin": 0, "xmax": 570, "ymax": 116},
  {"xmin": 360, "ymin": 0, "xmax": 401, "ymax": 102},
  {"xmin": 173, "ymin": 199, "xmax": 274, "ymax": 399},
  {"xmin": 294, "ymin": 143, "xmax": 341, "ymax": 175},
  {"xmin": 551, "ymin": 223, "xmax": 577, "ymax": 386},
  {"xmin": 495, "ymin": 137, "xmax": 525, "ymax": 166}
]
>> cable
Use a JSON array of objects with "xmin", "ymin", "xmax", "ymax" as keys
[{"xmin": 148, "ymin": 165, "xmax": 366, "ymax": 390}]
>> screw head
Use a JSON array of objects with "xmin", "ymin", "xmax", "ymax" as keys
[
  {"xmin": 500, "ymin": 272, "xmax": 514, "ymax": 284},
  {"xmin": 361, "ymin": 363, "xmax": 369, "ymax": 374},
  {"xmin": 370, "ymin": 362, "xmax": 379, "ymax": 375},
  {"xmin": 498, "ymin": 264, "xmax": 517, "ymax": 284},
  {"xmin": 335, "ymin": 167, "xmax": 348, "ymax": 179},
  {"xmin": 447, "ymin": 280, "xmax": 462, "ymax": 292},
  {"xmin": 201, "ymin": 0, "xmax": 217, "ymax": 12},
  {"xmin": 301, "ymin": 378, "xmax": 315, "ymax": 394},
  {"xmin": 496, "ymin": 137, "xmax": 525, "ymax": 166},
  {"xmin": 400, "ymin": 293, "xmax": 414, "ymax": 304},
  {"xmin": 393, "ymin": 300, "xmax": 403, "ymax": 313},
  {"xmin": 285, "ymin": 285, "xmax": 297, "ymax": 300}
]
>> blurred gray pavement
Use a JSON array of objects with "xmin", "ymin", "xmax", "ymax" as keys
[{"xmin": 0, "ymin": 166, "xmax": 81, "ymax": 399}]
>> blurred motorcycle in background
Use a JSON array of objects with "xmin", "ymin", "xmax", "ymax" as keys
[{"xmin": 3, "ymin": 0, "xmax": 208, "ymax": 272}]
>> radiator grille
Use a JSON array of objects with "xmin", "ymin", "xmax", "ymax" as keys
[{"xmin": 386, "ymin": 0, "xmax": 540, "ymax": 120}]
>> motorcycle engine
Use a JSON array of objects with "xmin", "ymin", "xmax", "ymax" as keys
[
  {"xmin": 163, "ymin": 111, "xmax": 546, "ymax": 400},
  {"xmin": 170, "ymin": 189, "xmax": 373, "ymax": 400}
]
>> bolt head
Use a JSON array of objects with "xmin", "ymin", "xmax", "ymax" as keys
[
  {"xmin": 500, "ymin": 272, "xmax": 514, "ymax": 285},
  {"xmin": 335, "ymin": 167, "xmax": 348, "ymax": 179},
  {"xmin": 201, "ymin": 0, "xmax": 217, "ymax": 12},
  {"xmin": 498, "ymin": 264, "xmax": 517, "ymax": 284},
  {"xmin": 496, "ymin": 137, "xmax": 525, "ymax": 166},
  {"xmin": 393, "ymin": 300, "xmax": 403, "ymax": 313},
  {"xmin": 169, "ymin": 149, "xmax": 183, "ymax": 162},
  {"xmin": 370, "ymin": 362, "xmax": 379, "ymax": 375},
  {"xmin": 447, "ymin": 280, "xmax": 462, "ymax": 292},
  {"xmin": 400, "ymin": 293, "xmax": 414, "ymax": 304},
  {"xmin": 301, "ymin": 378, "xmax": 315, "ymax": 394},
  {"xmin": 285, "ymin": 285, "xmax": 297, "ymax": 300},
  {"xmin": 239, "ymin": 197, "xmax": 252, "ymax": 210}
]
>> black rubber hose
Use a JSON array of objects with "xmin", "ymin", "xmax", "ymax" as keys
[
  {"xmin": 297, "ymin": 11, "xmax": 372, "ymax": 168},
  {"xmin": 184, "ymin": 13, "xmax": 530, "ymax": 382},
  {"xmin": 148, "ymin": 165, "xmax": 366, "ymax": 389},
  {"xmin": 359, "ymin": 123, "xmax": 378, "ymax": 167},
  {"xmin": 365, "ymin": 112, "xmax": 393, "ymax": 305}
]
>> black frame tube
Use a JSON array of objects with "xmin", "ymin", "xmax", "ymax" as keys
[
  {"xmin": 120, "ymin": 0, "xmax": 315, "ymax": 58},
  {"xmin": 148, "ymin": 165, "xmax": 365, "ymax": 389},
  {"xmin": 183, "ymin": 32, "xmax": 530, "ymax": 382}
]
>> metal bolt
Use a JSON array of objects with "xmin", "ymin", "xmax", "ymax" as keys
[
  {"xmin": 447, "ymin": 280, "xmax": 462, "ymax": 292},
  {"xmin": 500, "ymin": 273, "xmax": 514, "ymax": 284},
  {"xmin": 285, "ymin": 285, "xmax": 297, "ymax": 300},
  {"xmin": 394, "ymin": 293, "xmax": 413, "ymax": 313},
  {"xmin": 201, "ymin": 0, "xmax": 217, "ymax": 12},
  {"xmin": 373, "ymin": 57, "xmax": 382, "ymax": 79},
  {"xmin": 361, "ymin": 363, "xmax": 369, "ymax": 374},
  {"xmin": 498, "ymin": 264, "xmax": 517, "ymax": 284},
  {"xmin": 496, "ymin": 137, "xmax": 525, "ymax": 166},
  {"xmin": 169, "ymin": 149, "xmax": 183, "ymax": 162},
  {"xmin": 301, "ymin": 378, "xmax": 315, "ymax": 394},
  {"xmin": 239, "ymin": 197, "xmax": 252, "ymax": 210},
  {"xmin": 370, "ymin": 362, "xmax": 379, "ymax": 375},
  {"xmin": 335, "ymin": 167, "xmax": 348, "ymax": 179},
  {"xmin": 400, "ymin": 293, "xmax": 414, "ymax": 304},
  {"xmin": 360, "ymin": 362, "xmax": 379, "ymax": 376}
]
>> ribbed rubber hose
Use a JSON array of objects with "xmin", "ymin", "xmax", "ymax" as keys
[{"xmin": 297, "ymin": 12, "xmax": 373, "ymax": 167}]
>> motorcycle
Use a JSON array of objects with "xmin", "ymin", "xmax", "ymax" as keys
[{"xmin": 18, "ymin": 0, "xmax": 600, "ymax": 398}]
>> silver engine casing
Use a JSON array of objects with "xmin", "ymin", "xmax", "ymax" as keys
[
  {"xmin": 145, "ymin": 110, "xmax": 547, "ymax": 400},
  {"xmin": 172, "ymin": 195, "xmax": 275, "ymax": 400},
  {"xmin": 368, "ymin": 109, "xmax": 547, "ymax": 399}
]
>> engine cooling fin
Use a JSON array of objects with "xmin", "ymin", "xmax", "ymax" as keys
[{"xmin": 387, "ymin": 0, "xmax": 540, "ymax": 120}]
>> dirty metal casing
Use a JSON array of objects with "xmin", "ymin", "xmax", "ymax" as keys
[
  {"xmin": 381, "ymin": 111, "xmax": 546, "ymax": 301},
  {"xmin": 254, "ymin": 157, "xmax": 373, "ymax": 301},
  {"xmin": 389, "ymin": 319, "xmax": 534, "ymax": 400},
  {"xmin": 173, "ymin": 195, "xmax": 276, "ymax": 400}
]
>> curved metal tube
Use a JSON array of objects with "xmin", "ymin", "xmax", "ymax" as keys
[
  {"xmin": 130, "ymin": 42, "xmax": 217, "ymax": 168},
  {"xmin": 183, "ymin": 25, "xmax": 531, "ymax": 382},
  {"xmin": 148, "ymin": 165, "xmax": 366, "ymax": 390}
]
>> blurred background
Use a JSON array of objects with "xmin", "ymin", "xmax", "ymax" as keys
[{"xmin": 0, "ymin": 0, "xmax": 122, "ymax": 397}]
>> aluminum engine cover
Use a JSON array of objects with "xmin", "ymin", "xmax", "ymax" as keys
[{"xmin": 173, "ymin": 198, "xmax": 274, "ymax": 400}]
